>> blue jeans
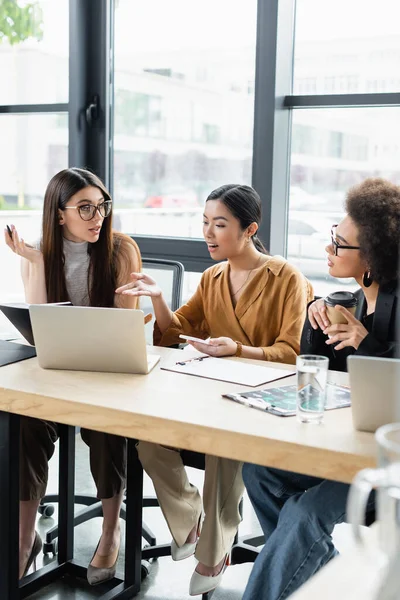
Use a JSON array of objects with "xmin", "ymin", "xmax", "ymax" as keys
[{"xmin": 242, "ymin": 464, "xmax": 374, "ymax": 600}]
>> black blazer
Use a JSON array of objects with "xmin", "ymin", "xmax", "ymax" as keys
[{"xmin": 300, "ymin": 281, "xmax": 399, "ymax": 372}]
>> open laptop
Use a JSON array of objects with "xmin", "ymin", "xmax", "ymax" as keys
[
  {"xmin": 29, "ymin": 305, "xmax": 160, "ymax": 375},
  {"xmin": 348, "ymin": 356, "xmax": 400, "ymax": 432}
]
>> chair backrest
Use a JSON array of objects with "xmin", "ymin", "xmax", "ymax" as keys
[{"xmin": 140, "ymin": 257, "xmax": 184, "ymax": 344}]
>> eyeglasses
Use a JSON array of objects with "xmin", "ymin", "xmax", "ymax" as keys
[
  {"xmin": 63, "ymin": 201, "xmax": 112, "ymax": 221},
  {"xmin": 330, "ymin": 224, "xmax": 360, "ymax": 256}
]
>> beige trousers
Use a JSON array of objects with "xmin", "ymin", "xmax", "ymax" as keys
[{"xmin": 137, "ymin": 441, "xmax": 244, "ymax": 567}]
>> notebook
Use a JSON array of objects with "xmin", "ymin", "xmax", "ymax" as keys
[
  {"xmin": 223, "ymin": 383, "xmax": 351, "ymax": 416},
  {"xmin": 161, "ymin": 355, "xmax": 295, "ymax": 387},
  {"xmin": 0, "ymin": 339, "xmax": 36, "ymax": 367}
]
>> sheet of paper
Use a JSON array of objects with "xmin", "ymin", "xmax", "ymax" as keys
[{"xmin": 161, "ymin": 356, "xmax": 295, "ymax": 387}]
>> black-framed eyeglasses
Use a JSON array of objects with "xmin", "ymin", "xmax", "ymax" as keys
[
  {"xmin": 330, "ymin": 224, "xmax": 360, "ymax": 256},
  {"xmin": 63, "ymin": 200, "xmax": 112, "ymax": 221}
]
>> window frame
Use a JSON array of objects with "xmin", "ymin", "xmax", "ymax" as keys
[
  {"xmin": 109, "ymin": 0, "xmax": 398, "ymax": 266},
  {"xmin": 0, "ymin": 0, "xmax": 112, "ymax": 202},
  {"xmin": 2, "ymin": 0, "xmax": 399, "ymax": 274},
  {"xmin": 108, "ymin": 0, "xmax": 296, "ymax": 272}
]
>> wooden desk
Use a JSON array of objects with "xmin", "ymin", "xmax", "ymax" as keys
[
  {"xmin": 0, "ymin": 347, "xmax": 376, "ymax": 482},
  {"xmin": 0, "ymin": 348, "xmax": 377, "ymax": 599}
]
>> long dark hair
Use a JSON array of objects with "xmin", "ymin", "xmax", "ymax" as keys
[
  {"xmin": 41, "ymin": 167, "xmax": 122, "ymax": 306},
  {"xmin": 206, "ymin": 184, "xmax": 268, "ymax": 254}
]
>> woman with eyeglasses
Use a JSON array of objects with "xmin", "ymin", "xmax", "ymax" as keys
[
  {"xmin": 241, "ymin": 177, "xmax": 400, "ymax": 600},
  {"xmin": 4, "ymin": 168, "xmax": 141, "ymax": 584}
]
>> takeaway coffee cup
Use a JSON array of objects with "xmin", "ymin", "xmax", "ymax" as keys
[{"xmin": 324, "ymin": 291, "xmax": 358, "ymax": 325}]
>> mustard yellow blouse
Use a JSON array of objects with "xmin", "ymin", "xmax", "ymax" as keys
[{"xmin": 154, "ymin": 256, "xmax": 313, "ymax": 364}]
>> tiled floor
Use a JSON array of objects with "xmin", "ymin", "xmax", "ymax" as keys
[{"xmin": 25, "ymin": 436, "xmax": 354, "ymax": 599}]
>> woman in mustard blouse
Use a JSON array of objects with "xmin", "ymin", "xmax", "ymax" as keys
[{"xmin": 116, "ymin": 184, "xmax": 313, "ymax": 596}]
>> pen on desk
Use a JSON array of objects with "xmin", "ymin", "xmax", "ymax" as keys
[
  {"xmin": 327, "ymin": 381, "xmax": 350, "ymax": 389},
  {"xmin": 228, "ymin": 393, "xmax": 270, "ymax": 411},
  {"xmin": 175, "ymin": 355, "xmax": 211, "ymax": 366}
]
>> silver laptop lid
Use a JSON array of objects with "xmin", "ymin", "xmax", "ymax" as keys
[
  {"xmin": 29, "ymin": 305, "xmax": 156, "ymax": 375},
  {"xmin": 348, "ymin": 356, "xmax": 400, "ymax": 433}
]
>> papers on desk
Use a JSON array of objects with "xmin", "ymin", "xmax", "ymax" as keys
[
  {"xmin": 161, "ymin": 354, "xmax": 295, "ymax": 387},
  {"xmin": 223, "ymin": 383, "xmax": 351, "ymax": 416}
]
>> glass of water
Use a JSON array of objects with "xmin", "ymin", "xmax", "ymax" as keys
[{"xmin": 296, "ymin": 355, "xmax": 329, "ymax": 424}]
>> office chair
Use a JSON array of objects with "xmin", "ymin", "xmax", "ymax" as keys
[
  {"xmin": 140, "ymin": 257, "xmax": 184, "ymax": 344},
  {"xmin": 38, "ymin": 256, "xmax": 185, "ymax": 581}
]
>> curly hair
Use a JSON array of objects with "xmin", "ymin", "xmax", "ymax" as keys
[{"xmin": 345, "ymin": 178, "xmax": 400, "ymax": 285}]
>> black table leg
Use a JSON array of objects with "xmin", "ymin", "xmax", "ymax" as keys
[
  {"xmin": 57, "ymin": 425, "xmax": 75, "ymax": 563},
  {"xmin": 0, "ymin": 411, "xmax": 20, "ymax": 600},
  {"xmin": 0, "ymin": 417, "xmax": 142, "ymax": 600},
  {"xmin": 124, "ymin": 438, "xmax": 143, "ymax": 595},
  {"xmin": 95, "ymin": 438, "xmax": 144, "ymax": 599}
]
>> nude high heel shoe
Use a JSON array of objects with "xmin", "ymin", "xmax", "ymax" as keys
[
  {"xmin": 189, "ymin": 553, "xmax": 230, "ymax": 596},
  {"xmin": 87, "ymin": 537, "xmax": 120, "ymax": 586},
  {"xmin": 21, "ymin": 531, "xmax": 42, "ymax": 579}
]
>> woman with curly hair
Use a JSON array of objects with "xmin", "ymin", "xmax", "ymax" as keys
[
  {"xmin": 242, "ymin": 177, "xmax": 399, "ymax": 600},
  {"xmin": 302, "ymin": 176, "xmax": 399, "ymax": 365}
]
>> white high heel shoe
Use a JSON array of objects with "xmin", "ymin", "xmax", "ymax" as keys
[
  {"xmin": 171, "ymin": 514, "xmax": 202, "ymax": 561},
  {"xmin": 171, "ymin": 538, "xmax": 198, "ymax": 561},
  {"xmin": 188, "ymin": 554, "xmax": 230, "ymax": 596}
]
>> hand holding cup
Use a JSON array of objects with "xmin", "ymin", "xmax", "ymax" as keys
[{"xmin": 324, "ymin": 291, "xmax": 358, "ymax": 325}]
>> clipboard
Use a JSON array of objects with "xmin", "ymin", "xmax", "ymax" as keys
[
  {"xmin": 161, "ymin": 355, "xmax": 295, "ymax": 387},
  {"xmin": 223, "ymin": 383, "xmax": 351, "ymax": 416}
]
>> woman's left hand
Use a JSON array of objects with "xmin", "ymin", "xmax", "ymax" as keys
[
  {"xmin": 187, "ymin": 336, "xmax": 237, "ymax": 357},
  {"xmin": 324, "ymin": 306, "xmax": 368, "ymax": 351}
]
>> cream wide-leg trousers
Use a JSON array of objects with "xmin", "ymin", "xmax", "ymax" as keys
[{"xmin": 137, "ymin": 441, "xmax": 244, "ymax": 567}]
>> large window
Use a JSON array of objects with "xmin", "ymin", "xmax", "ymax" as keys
[
  {"xmin": 287, "ymin": 0, "xmax": 400, "ymax": 297},
  {"xmin": 0, "ymin": 112, "xmax": 68, "ymax": 299},
  {"xmin": 0, "ymin": 0, "xmax": 69, "ymax": 104},
  {"xmin": 0, "ymin": 1, "xmax": 69, "ymax": 336},
  {"xmin": 112, "ymin": 0, "xmax": 257, "ymax": 238},
  {"xmin": 288, "ymin": 107, "xmax": 400, "ymax": 295},
  {"xmin": 294, "ymin": 0, "xmax": 400, "ymax": 95},
  {"xmin": 1, "ymin": 0, "xmax": 399, "ymax": 333}
]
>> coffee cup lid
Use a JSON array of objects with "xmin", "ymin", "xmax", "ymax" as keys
[{"xmin": 324, "ymin": 291, "xmax": 358, "ymax": 308}]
